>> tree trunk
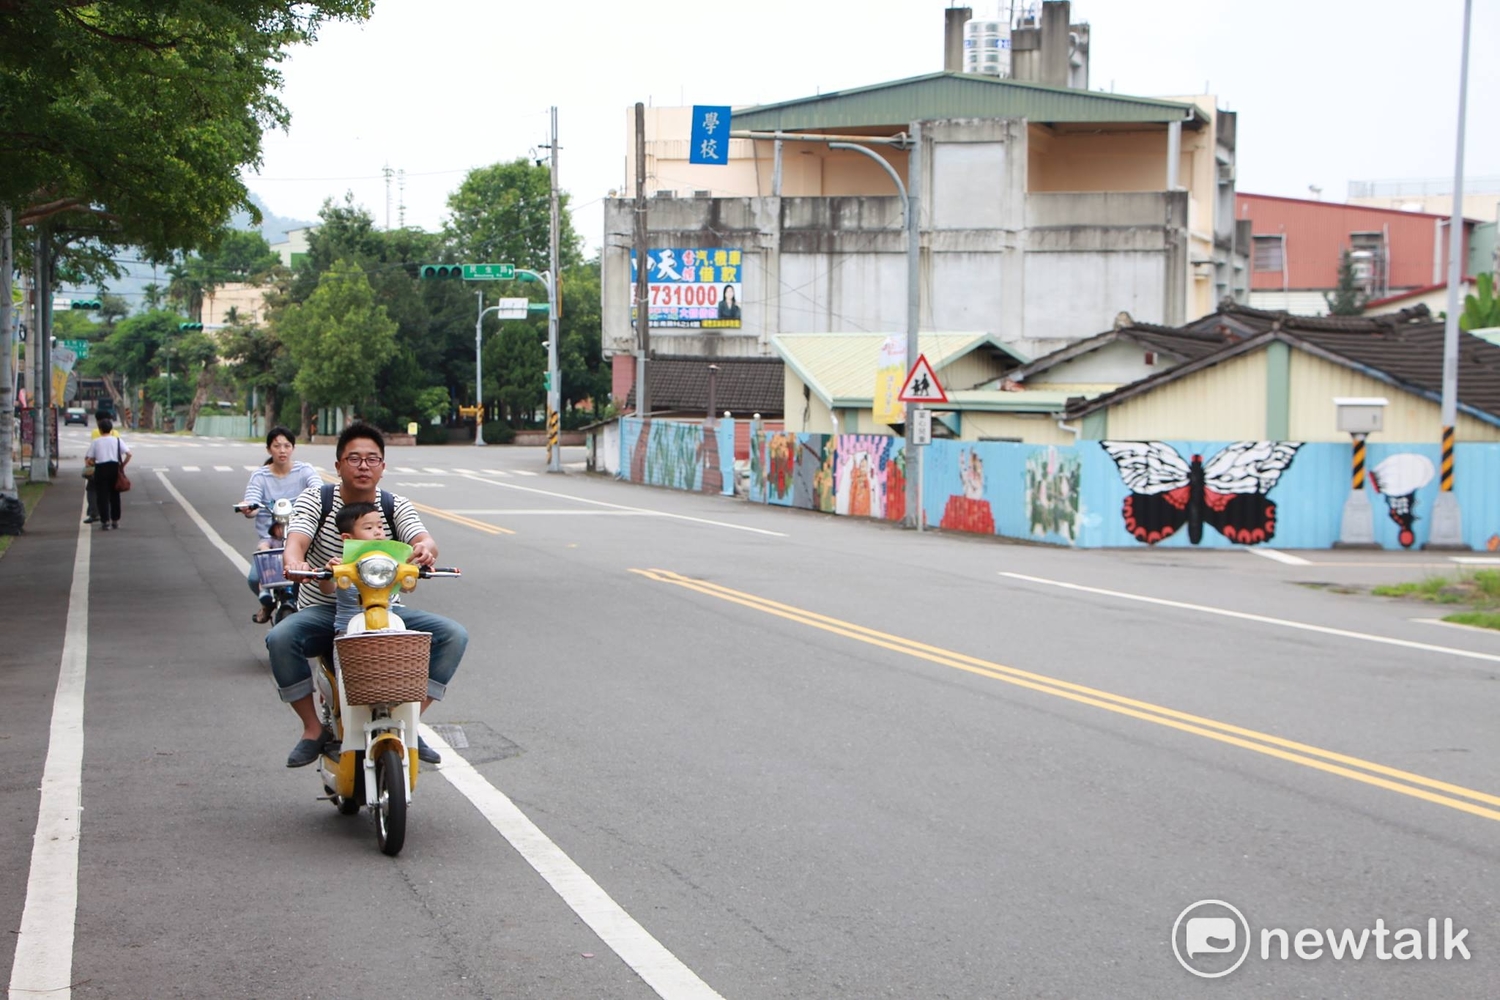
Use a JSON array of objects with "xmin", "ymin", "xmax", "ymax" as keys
[
  {"xmin": 0, "ymin": 205, "xmax": 15, "ymax": 497},
  {"xmin": 300, "ymin": 398, "xmax": 310, "ymax": 442},
  {"xmin": 262, "ymin": 385, "xmax": 278, "ymax": 431},
  {"xmin": 184, "ymin": 366, "xmax": 213, "ymax": 432}
]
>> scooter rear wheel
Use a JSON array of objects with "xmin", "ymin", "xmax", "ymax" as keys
[{"xmin": 374, "ymin": 747, "xmax": 406, "ymax": 856}]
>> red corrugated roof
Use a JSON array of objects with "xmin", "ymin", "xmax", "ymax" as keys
[{"xmin": 1237, "ymin": 193, "xmax": 1475, "ymax": 293}]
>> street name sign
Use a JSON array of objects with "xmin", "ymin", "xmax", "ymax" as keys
[{"xmin": 464, "ymin": 263, "xmax": 516, "ymax": 281}]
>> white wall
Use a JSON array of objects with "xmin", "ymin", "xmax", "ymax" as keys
[
  {"xmin": 1022, "ymin": 252, "xmax": 1167, "ymax": 355},
  {"xmin": 1037, "ymin": 339, "xmax": 1174, "ymax": 385}
]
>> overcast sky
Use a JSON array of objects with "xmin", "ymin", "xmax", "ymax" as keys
[{"xmin": 249, "ymin": 0, "xmax": 1499, "ymax": 258}]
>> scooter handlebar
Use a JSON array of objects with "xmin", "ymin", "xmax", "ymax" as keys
[
  {"xmin": 233, "ymin": 502, "xmax": 259, "ymax": 512},
  {"xmin": 419, "ymin": 567, "xmax": 461, "ymax": 578},
  {"xmin": 285, "ymin": 568, "xmax": 332, "ymax": 581}
]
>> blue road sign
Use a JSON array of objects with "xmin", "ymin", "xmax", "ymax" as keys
[{"xmin": 689, "ymin": 105, "xmax": 732, "ymax": 166}]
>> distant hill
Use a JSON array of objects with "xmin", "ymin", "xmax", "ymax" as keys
[{"xmin": 233, "ymin": 192, "xmax": 317, "ymax": 247}]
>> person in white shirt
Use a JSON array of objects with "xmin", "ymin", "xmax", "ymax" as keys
[{"xmin": 83, "ymin": 417, "xmax": 131, "ymax": 530}]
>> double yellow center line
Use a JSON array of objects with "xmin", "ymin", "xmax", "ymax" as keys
[
  {"xmin": 633, "ymin": 568, "xmax": 1500, "ymax": 824},
  {"xmin": 318, "ymin": 474, "xmax": 513, "ymax": 535}
]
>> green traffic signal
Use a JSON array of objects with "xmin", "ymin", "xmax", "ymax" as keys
[
  {"xmin": 419, "ymin": 264, "xmax": 463, "ymax": 280},
  {"xmin": 178, "ymin": 322, "xmax": 203, "ymax": 331},
  {"xmin": 70, "ymin": 299, "xmax": 102, "ymax": 310}
]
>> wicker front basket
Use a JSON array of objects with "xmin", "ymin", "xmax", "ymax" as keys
[{"xmin": 335, "ymin": 630, "xmax": 431, "ymax": 706}]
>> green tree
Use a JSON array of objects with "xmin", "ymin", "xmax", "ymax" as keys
[
  {"xmin": 443, "ymin": 160, "xmax": 584, "ymax": 274},
  {"xmin": 1325, "ymin": 250, "xmax": 1367, "ymax": 316},
  {"xmin": 220, "ymin": 322, "xmax": 292, "ymax": 426},
  {"xmin": 81, "ymin": 308, "xmax": 180, "ymax": 422},
  {"xmin": 483, "ymin": 325, "xmax": 546, "ymax": 428},
  {"xmin": 2, "ymin": 1, "xmax": 372, "ymax": 260},
  {"xmin": 277, "ymin": 258, "xmax": 398, "ymax": 416},
  {"xmin": 1461, "ymin": 272, "xmax": 1500, "ymax": 331},
  {"xmin": 558, "ymin": 260, "xmax": 610, "ymax": 422}
]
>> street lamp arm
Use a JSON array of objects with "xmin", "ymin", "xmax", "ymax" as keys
[{"xmin": 827, "ymin": 142, "xmax": 908, "ymax": 228}]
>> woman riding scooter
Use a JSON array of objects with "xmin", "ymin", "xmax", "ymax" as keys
[{"xmin": 240, "ymin": 426, "xmax": 321, "ymax": 622}]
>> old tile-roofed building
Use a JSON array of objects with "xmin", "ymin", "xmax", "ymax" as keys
[{"xmin": 624, "ymin": 355, "xmax": 784, "ymax": 417}]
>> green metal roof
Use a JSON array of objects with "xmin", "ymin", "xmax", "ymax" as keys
[
  {"xmin": 771, "ymin": 332, "xmax": 1029, "ymax": 408},
  {"xmin": 732, "ymin": 72, "xmax": 1204, "ymax": 132}
]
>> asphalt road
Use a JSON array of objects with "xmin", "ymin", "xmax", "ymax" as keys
[{"xmin": 3, "ymin": 427, "xmax": 1499, "ymax": 999}]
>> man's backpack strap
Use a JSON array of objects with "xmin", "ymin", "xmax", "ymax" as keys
[{"xmin": 315, "ymin": 482, "xmax": 399, "ymax": 540}]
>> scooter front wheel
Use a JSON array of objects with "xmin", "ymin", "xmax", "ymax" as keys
[{"xmin": 374, "ymin": 747, "xmax": 406, "ymax": 856}]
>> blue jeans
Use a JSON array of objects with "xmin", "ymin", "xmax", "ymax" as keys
[{"xmin": 265, "ymin": 603, "xmax": 469, "ymax": 703}]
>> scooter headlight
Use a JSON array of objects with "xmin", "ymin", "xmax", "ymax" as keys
[{"xmin": 356, "ymin": 554, "xmax": 398, "ymax": 589}]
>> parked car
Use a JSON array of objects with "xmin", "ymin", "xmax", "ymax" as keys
[{"xmin": 64, "ymin": 406, "xmax": 89, "ymax": 426}]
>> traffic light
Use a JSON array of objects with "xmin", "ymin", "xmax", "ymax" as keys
[
  {"xmin": 419, "ymin": 264, "xmax": 463, "ymax": 280},
  {"xmin": 70, "ymin": 299, "xmax": 102, "ymax": 310},
  {"xmin": 178, "ymin": 322, "xmax": 203, "ymax": 331}
]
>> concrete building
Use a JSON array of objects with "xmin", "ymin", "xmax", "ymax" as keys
[
  {"xmin": 269, "ymin": 227, "xmax": 313, "ymax": 270},
  {"xmin": 604, "ymin": 72, "xmax": 1247, "ymax": 402},
  {"xmin": 1347, "ymin": 177, "xmax": 1500, "ymax": 224}
]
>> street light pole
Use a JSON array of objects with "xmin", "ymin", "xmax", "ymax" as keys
[
  {"xmin": 547, "ymin": 104, "xmax": 563, "ymax": 473},
  {"xmin": 1429, "ymin": 0, "xmax": 1472, "ymax": 549},
  {"xmin": 475, "ymin": 291, "xmax": 504, "ymax": 447}
]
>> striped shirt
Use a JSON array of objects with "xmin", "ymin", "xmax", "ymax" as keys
[
  {"xmin": 286, "ymin": 483, "xmax": 428, "ymax": 609},
  {"xmin": 240, "ymin": 461, "xmax": 322, "ymax": 541}
]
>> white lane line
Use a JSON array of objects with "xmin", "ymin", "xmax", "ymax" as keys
[
  {"xmin": 422, "ymin": 726, "xmax": 725, "ymax": 1000},
  {"xmin": 213, "ymin": 465, "xmax": 234, "ymax": 472},
  {"xmin": 421, "ymin": 467, "xmax": 448, "ymax": 474},
  {"xmin": 511, "ymin": 469, "xmax": 539, "ymax": 476},
  {"xmin": 1000, "ymin": 571, "xmax": 1500, "ymax": 665},
  {"xmin": 9, "ymin": 500, "xmax": 91, "ymax": 999},
  {"xmin": 447, "ymin": 509, "xmax": 649, "ymax": 516},
  {"xmin": 181, "ymin": 465, "xmax": 200, "ymax": 472},
  {"xmin": 459, "ymin": 473, "xmax": 787, "ymax": 537},
  {"xmin": 1452, "ymin": 556, "xmax": 1500, "ymax": 566},
  {"xmin": 1246, "ymin": 548, "xmax": 1312, "ymax": 566},
  {"xmin": 395, "ymin": 467, "xmax": 419, "ymax": 474},
  {"xmin": 155, "ymin": 472, "xmax": 250, "ymax": 575},
  {"xmin": 160, "ymin": 481, "xmax": 721, "ymax": 998},
  {"xmin": 481, "ymin": 469, "xmax": 511, "ymax": 477},
  {"xmin": 1413, "ymin": 617, "xmax": 1500, "ymax": 637}
]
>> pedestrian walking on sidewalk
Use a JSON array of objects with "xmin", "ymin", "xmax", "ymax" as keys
[
  {"xmin": 83, "ymin": 417, "xmax": 131, "ymax": 530},
  {"xmin": 84, "ymin": 411, "xmax": 121, "ymax": 524}
]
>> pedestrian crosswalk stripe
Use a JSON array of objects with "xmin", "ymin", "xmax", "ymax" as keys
[
  {"xmin": 182, "ymin": 465, "xmax": 200, "ymax": 471},
  {"xmin": 214, "ymin": 465, "xmax": 233, "ymax": 471},
  {"xmin": 422, "ymin": 467, "xmax": 447, "ymax": 474},
  {"xmin": 512, "ymin": 470, "xmax": 538, "ymax": 476},
  {"xmin": 395, "ymin": 467, "xmax": 418, "ymax": 473},
  {"xmin": 481, "ymin": 469, "xmax": 511, "ymax": 476},
  {"xmin": 243, "ymin": 465, "xmax": 261, "ymax": 471}
]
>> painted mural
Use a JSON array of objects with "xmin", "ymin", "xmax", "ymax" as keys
[
  {"xmin": 939, "ymin": 447, "xmax": 995, "ymax": 534},
  {"xmin": 835, "ymin": 435, "xmax": 896, "ymax": 518},
  {"xmin": 1025, "ymin": 446, "xmax": 1082, "ymax": 543},
  {"xmin": 1369, "ymin": 453, "xmax": 1436, "ymax": 548},
  {"xmin": 734, "ymin": 430, "xmax": 1500, "ymax": 551},
  {"xmin": 1099, "ymin": 441, "xmax": 1302, "ymax": 545}
]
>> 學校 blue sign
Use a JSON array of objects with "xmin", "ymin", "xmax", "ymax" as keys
[{"xmin": 689, "ymin": 105, "xmax": 731, "ymax": 166}]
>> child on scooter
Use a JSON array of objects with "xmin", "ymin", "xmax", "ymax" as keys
[{"xmin": 322, "ymin": 501, "xmax": 385, "ymax": 634}]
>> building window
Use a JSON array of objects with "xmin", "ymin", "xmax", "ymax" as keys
[{"xmin": 1252, "ymin": 235, "xmax": 1284, "ymax": 273}]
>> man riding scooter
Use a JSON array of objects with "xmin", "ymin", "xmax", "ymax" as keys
[{"xmin": 268, "ymin": 422, "xmax": 469, "ymax": 768}]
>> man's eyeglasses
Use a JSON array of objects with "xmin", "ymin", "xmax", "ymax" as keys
[{"xmin": 341, "ymin": 454, "xmax": 383, "ymax": 468}]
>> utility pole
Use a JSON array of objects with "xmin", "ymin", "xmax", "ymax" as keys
[
  {"xmin": 904, "ymin": 123, "xmax": 923, "ymax": 530},
  {"xmin": 474, "ymin": 289, "xmax": 487, "ymax": 446},
  {"xmin": 634, "ymin": 102, "xmax": 650, "ymax": 418},
  {"xmin": 547, "ymin": 104, "xmax": 563, "ymax": 472},
  {"xmin": 1429, "ymin": 0, "xmax": 1472, "ymax": 550},
  {"xmin": 30, "ymin": 227, "xmax": 51, "ymax": 482}
]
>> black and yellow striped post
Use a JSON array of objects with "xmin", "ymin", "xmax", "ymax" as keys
[
  {"xmin": 546, "ymin": 406, "xmax": 559, "ymax": 465},
  {"xmin": 1350, "ymin": 433, "xmax": 1367, "ymax": 490},
  {"xmin": 1440, "ymin": 424, "xmax": 1455, "ymax": 492}
]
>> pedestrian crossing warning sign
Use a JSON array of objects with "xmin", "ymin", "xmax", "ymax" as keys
[{"xmin": 897, "ymin": 354, "xmax": 947, "ymax": 404}]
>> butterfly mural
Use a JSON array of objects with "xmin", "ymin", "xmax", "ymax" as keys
[{"xmin": 1101, "ymin": 441, "xmax": 1303, "ymax": 545}]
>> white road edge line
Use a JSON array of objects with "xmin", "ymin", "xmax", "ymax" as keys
[
  {"xmin": 1246, "ymin": 548, "xmax": 1313, "ymax": 566},
  {"xmin": 458, "ymin": 472, "xmax": 788, "ymax": 537},
  {"xmin": 1412, "ymin": 617, "xmax": 1500, "ymax": 637},
  {"xmin": 161, "ymin": 477, "xmax": 722, "ymax": 1000},
  {"xmin": 999, "ymin": 571, "xmax": 1500, "ymax": 664},
  {"xmin": 9, "ymin": 499, "xmax": 91, "ymax": 1000},
  {"xmin": 423, "ymin": 726, "xmax": 726, "ymax": 1000}
]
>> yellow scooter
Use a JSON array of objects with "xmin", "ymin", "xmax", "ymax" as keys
[{"xmin": 291, "ymin": 541, "xmax": 460, "ymax": 856}]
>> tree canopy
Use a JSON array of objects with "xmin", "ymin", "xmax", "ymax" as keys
[
  {"xmin": 277, "ymin": 257, "xmax": 398, "ymax": 412},
  {"xmin": 1, "ymin": 0, "xmax": 371, "ymax": 258},
  {"xmin": 443, "ymin": 159, "xmax": 584, "ymax": 274}
]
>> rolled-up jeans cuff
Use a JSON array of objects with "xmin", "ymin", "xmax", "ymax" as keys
[
  {"xmin": 425, "ymin": 678, "xmax": 448, "ymax": 701},
  {"xmin": 277, "ymin": 678, "xmax": 315, "ymax": 703}
]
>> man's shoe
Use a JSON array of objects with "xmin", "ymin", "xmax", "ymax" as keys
[
  {"xmin": 287, "ymin": 727, "xmax": 336, "ymax": 768},
  {"xmin": 416, "ymin": 736, "xmax": 441, "ymax": 765},
  {"xmin": 83, "ymin": 516, "xmax": 97, "ymax": 524}
]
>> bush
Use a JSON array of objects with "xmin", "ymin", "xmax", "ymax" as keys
[
  {"xmin": 482, "ymin": 420, "xmax": 515, "ymax": 445},
  {"xmin": 415, "ymin": 423, "xmax": 448, "ymax": 445}
]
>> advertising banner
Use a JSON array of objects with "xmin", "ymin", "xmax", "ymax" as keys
[
  {"xmin": 631, "ymin": 248, "xmax": 742, "ymax": 329},
  {"xmin": 872, "ymin": 335, "xmax": 905, "ymax": 425}
]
